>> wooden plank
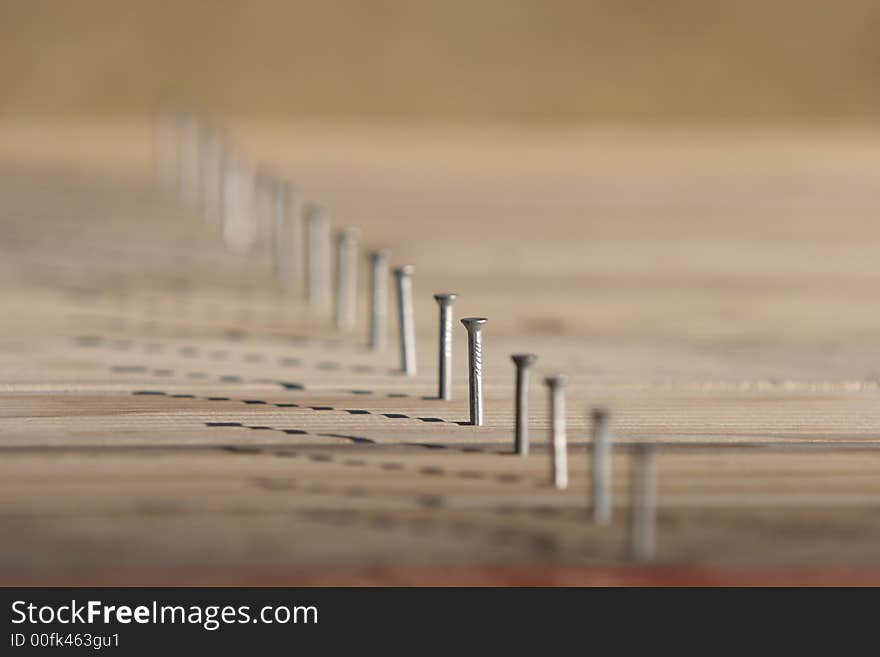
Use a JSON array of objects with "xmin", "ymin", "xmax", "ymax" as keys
[{"xmin": 3, "ymin": 120, "xmax": 880, "ymax": 583}]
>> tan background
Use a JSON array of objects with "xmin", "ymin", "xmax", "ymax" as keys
[{"xmin": 2, "ymin": 0, "xmax": 880, "ymax": 121}]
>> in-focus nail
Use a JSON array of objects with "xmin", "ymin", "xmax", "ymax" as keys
[
  {"xmin": 434, "ymin": 294, "xmax": 458, "ymax": 400},
  {"xmin": 461, "ymin": 318, "xmax": 488, "ymax": 425}
]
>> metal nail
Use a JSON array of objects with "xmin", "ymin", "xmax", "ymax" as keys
[
  {"xmin": 630, "ymin": 444, "xmax": 657, "ymax": 561},
  {"xmin": 545, "ymin": 374, "xmax": 569, "ymax": 489},
  {"xmin": 394, "ymin": 265, "xmax": 416, "ymax": 375},
  {"xmin": 461, "ymin": 318, "xmax": 488, "ymax": 426},
  {"xmin": 253, "ymin": 166, "xmax": 277, "ymax": 253},
  {"xmin": 199, "ymin": 124, "xmax": 225, "ymax": 223},
  {"xmin": 221, "ymin": 151, "xmax": 256, "ymax": 255},
  {"xmin": 511, "ymin": 354, "xmax": 537, "ymax": 455},
  {"xmin": 306, "ymin": 204, "xmax": 331, "ymax": 307},
  {"xmin": 220, "ymin": 150, "xmax": 238, "ymax": 247},
  {"xmin": 153, "ymin": 104, "xmax": 178, "ymax": 191},
  {"xmin": 368, "ymin": 250, "xmax": 390, "ymax": 350},
  {"xmin": 433, "ymin": 294, "xmax": 458, "ymax": 400},
  {"xmin": 177, "ymin": 113, "xmax": 201, "ymax": 205},
  {"xmin": 591, "ymin": 408, "xmax": 612, "ymax": 525},
  {"xmin": 273, "ymin": 181, "xmax": 302, "ymax": 287},
  {"xmin": 335, "ymin": 227, "xmax": 359, "ymax": 330}
]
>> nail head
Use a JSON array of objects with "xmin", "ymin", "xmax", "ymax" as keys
[
  {"xmin": 544, "ymin": 374, "xmax": 569, "ymax": 387},
  {"xmin": 511, "ymin": 353, "xmax": 537, "ymax": 367},
  {"xmin": 461, "ymin": 317, "xmax": 488, "ymax": 329}
]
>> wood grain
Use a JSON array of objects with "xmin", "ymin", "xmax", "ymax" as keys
[{"xmin": 2, "ymin": 119, "xmax": 880, "ymax": 584}]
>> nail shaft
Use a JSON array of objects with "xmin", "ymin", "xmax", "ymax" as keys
[
  {"xmin": 154, "ymin": 105, "xmax": 177, "ymax": 191},
  {"xmin": 306, "ymin": 205, "xmax": 331, "ymax": 307},
  {"xmin": 394, "ymin": 265, "xmax": 416, "ymax": 375},
  {"xmin": 199, "ymin": 124, "xmax": 225, "ymax": 223},
  {"xmin": 591, "ymin": 408, "xmax": 612, "ymax": 525},
  {"xmin": 220, "ymin": 152, "xmax": 238, "ymax": 248},
  {"xmin": 511, "ymin": 354, "xmax": 537, "ymax": 455},
  {"xmin": 545, "ymin": 375, "xmax": 569, "ymax": 489},
  {"xmin": 177, "ymin": 113, "xmax": 201, "ymax": 205},
  {"xmin": 630, "ymin": 445, "xmax": 657, "ymax": 561},
  {"xmin": 368, "ymin": 250, "xmax": 390, "ymax": 350},
  {"xmin": 461, "ymin": 318, "xmax": 488, "ymax": 425},
  {"xmin": 335, "ymin": 228, "xmax": 359, "ymax": 330},
  {"xmin": 253, "ymin": 167, "xmax": 276, "ymax": 253},
  {"xmin": 434, "ymin": 294, "xmax": 457, "ymax": 400},
  {"xmin": 221, "ymin": 152, "xmax": 256, "ymax": 255},
  {"xmin": 273, "ymin": 181, "xmax": 302, "ymax": 287}
]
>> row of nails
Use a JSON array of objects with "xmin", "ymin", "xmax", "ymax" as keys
[{"xmin": 155, "ymin": 109, "xmax": 657, "ymax": 561}]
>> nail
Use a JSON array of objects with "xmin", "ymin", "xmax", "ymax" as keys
[
  {"xmin": 434, "ymin": 294, "xmax": 458, "ymax": 400},
  {"xmin": 254, "ymin": 166, "xmax": 277, "ymax": 252},
  {"xmin": 177, "ymin": 113, "xmax": 201, "ymax": 205},
  {"xmin": 273, "ymin": 181, "xmax": 302, "ymax": 287},
  {"xmin": 306, "ymin": 204, "xmax": 331, "ymax": 307},
  {"xmin": 199, "ymin": 123, "xmax": 225, "ymax": 223},
  {"xmin": 511, "ymin": 354, "xmax": 537, "ymax": 455},
  {"xmin": 220, "ymin": 150, "xmax": 238, "ymax": 247},
  {"xmin": 221, "ymin": 151, "xmax": 256, "ymax": 255},
  {"xmin": 335, "ymin": 227, "xmax": 359, "ymax": 330},
  {"xmin": 461, "ymin": 317, "xmax": 488, "ymax": 426},
  {"xmin": 394, "ymin": 265, "xmax": 416, "ymax": 375},
  {"xmin": 544, "ymin": 374, "xmax": 569, "ymax": 489},
  {"xmin": 368, "ymin": 250, "xmax": 390, "ymax": 350},
  {"xmin": 630, "ymin": 444, "xmax": 657, "ymax": 561},
  {"xmin": 591, "ymin": 408, "xmax": 612, "ymax": 525},
  {"xmin": 154, "ymin": 104, "xmax": 178, "ymax": 191}
]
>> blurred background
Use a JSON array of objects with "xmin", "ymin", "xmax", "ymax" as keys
[{"xmin": 2, "ymin": 0, "xmax": 879, "ymax": 123}]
